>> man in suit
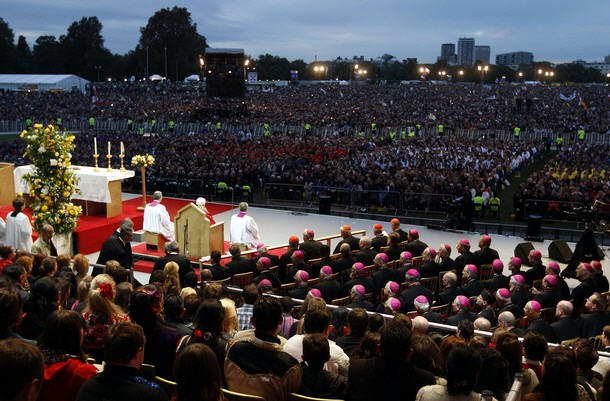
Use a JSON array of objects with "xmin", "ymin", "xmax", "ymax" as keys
[
  {"xmin": 485, "ymin": 259, "xmax": 510, "ymax": 292},
  {"xmin": 299, "ymin": 228, "xmax": 322, "ymax": 261},
  {"xmin": 524, "ymin": 249, "xmax": 546, "ymax": 287},
  {"xmin": 580, "ymin": 293, "xmax": 610, "ymax": 338},
  {"xmin": 333, "ymin": 225, "xmax": 360, "ymax": 254},
  {"xmin": 341, "ymin": 262, "xmax": 374, "ymax": 297},
  {"xmin": 498, "ymin": 310, "xmax": 525, "ymax": 337},
  {"xmin": 347, "ymin": 320, "xmax": 435, "ymax": 401},
  {"xmin": 419, "ymin": 247, "xmax": 440, "ymax": 279},
  {"xmin": 370, "ymin": 223, "xmax": 388, "ymax": 252},
  {"xmin": 399, "ymin": 269, "xmax": 433, "ymax": 312},
  {"xmin": 288, "ymin": 270, "xmax": 311, "ymax": 300},
  {"xmin": 389, "ymin": 218, "xmax": 409, "ymax": 243},
  {"xmin": 372, "ymin": 252, "xmax": 402, "ymax": 295},
  {"xmin": 403, "ymin": 229, "xmax": 428, "ymax": 257},
  {"xmin": 551, "ymin": 300, "xmax": 581, "ymax": 343},
  {"xmin": 208, "ymin": 250, "xmax": 230, "ymax": 281},
  {"xmin": 437, "ymin": 243, "xmax": 455, "ymax": 271},
  {"xmin": 313, "ymin": 265, "xmax": 340, "ymax": 303},
  {"xmin": 454, "ymin": 238, "xmax": 476, "ymax": 284},
  {"xmin": 355, "ymin": 236, "xmax": 377, "ymax": 266},
  {"xmin": 572, "ymin": 262, "xmax": 597, "ymax": 314},
  {"xmin": 546, "ymin": 262, "xmax": 570, "ymax": 301},
  {"xmin": 384, "ymin": 232, "xmax": 403, "ymax": 262},
  {"xmin": 533, "ymin": 274, "xmax": 561, "ymax": 309},
  {"xmin": 226, "ymin": 244, "xmax": 254, "ymax": 277},
  {"xmin": 435, "ymin": 271, "xmax": 461, "ymax": 306},
  {"xmin": 153, "ymin": 241, "xmax": 192, "ymax": 286},
  {"xmin": 461, "ymin": 264, "xmax": 483, "ymax": 297},
  {"xmin": 524, "ymin": 300, "xmax": 555, "ymax": 342},
  {"xmin": 446, "ymin": 295, "xmax": 476, "ymax": 326},
  {"xmin": 30, "ymin": 224, "xmax": 57, "ymax": 257},
  {"xmin": 96, "ymin": 218, "xmax": 134, "ymax": 276},
  {"xmin": 473, "ymin": 234, "xmax": 499, "ymax": 267}
]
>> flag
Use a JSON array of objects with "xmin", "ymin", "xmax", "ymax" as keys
[
  {"xmin": 579, "ymin": 95, "xmax": 590, "ymax": 112},
  {"xmin": 559, "ymin": 91, "xmax": 577, "ymax": 101}
]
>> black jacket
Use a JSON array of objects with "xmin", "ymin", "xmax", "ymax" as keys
[
  {"xmin": 435, "ymin": 286, "xmax": 461, "ymax": 306},
  {"xmin": 96, "ymin": 232, "xmax": 133, "ymax": 273},
  {"xmin": 299, "ymin": 240, "xmax": 323, "ymax": 260},
  {"xmin": 461, "ymin": 279, "xmax": 484, "ymax": 298},
  {"xmin": 356, "ymin": 248, "xmax": 377, "ymax": 267},
  {"xmin": 371, "ymin": 235, "xmax": 388, "ymax": 252},
  {"xmin": 400, "ymin": 284, "xmax": 433, "ymax": 312},
  {"xmin": 314, "ymin": 280, "xmax": 341, "ymax": 304},
  {"xmin": 333, "ymin": 236, "xmax": 360, "ymax": 254},
  {"xmin": 551, "ymin": 316, "xmax": 581, "ymax": 343},
  {"xmin": 348, "ymin": 357, "xmax": 435, "ymax": 401},
  {"xmin": 76, "ymin": 365, "xmax": 168, "ymax": 401},
  {"xmin": 485, "ymin": 274, "xmax": 510, "ymax": 293},
  {"xmin": 580, "ymin": 311, "xmax": 610, "ymax": 338},
  {"xmin": 403, "ymin": 240, "xmax": 428, "ymax": 257},
  {"xmin": 446, "ymin": 309, "xmax": 476, "ymax": 326},
  {"xmin": 473, "ymin": 247, "xmax": 500, "ymax": 267},
  {"xmin": 153, "ymin": 253, "xmax": 192, "ymax": 286},
  {"xmin": 226, "ymin": 256, "xmax": 254, "ymax": 277},
  {"xmin": 526, "ymin": 318, "xmax": 555, "ymax": 343}
]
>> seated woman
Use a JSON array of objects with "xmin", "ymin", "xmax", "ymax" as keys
[
  {"xmin": 81, "ymin": 274, "xmax": 129, "ymax": 361},
  {"xmin": 174, "ymin": 343, "xmax": 223, "ymax": 401},
  {"xmin": 299, "ymin": 333, "xmax": 347, "ymax": 399},
  {"xmin": 37, "ymin": 310, "xmax": 98, "ymax": 401}
]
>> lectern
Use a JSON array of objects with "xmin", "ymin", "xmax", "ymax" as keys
[
  {"xmin": 174, "ymin": 203, "xmax": 224, "ymax": 259},
  {"xmin": 0, "ymin": 163, "xmax": 15, "ymax": 206}
]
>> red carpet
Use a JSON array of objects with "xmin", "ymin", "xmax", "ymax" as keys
[{"xmin": 0, "ymin": 197, "xmax": 236, "ymax": 255}]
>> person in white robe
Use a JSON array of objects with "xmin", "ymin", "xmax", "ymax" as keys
[
  {"xmin": 5, "ymin": 197, "xmax": 33, "ymax": 251},
  {"xmin": 143, "ymin": 191, "xmax": 174, "ymax": 241},
  {"xmin": 230, "ymin": 202, "xmax": 260, "ymax": 250}
]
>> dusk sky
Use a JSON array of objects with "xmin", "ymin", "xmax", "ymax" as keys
[{"xmin": 1, "ymin": 0, "xmax": 609, "ymax": 64}]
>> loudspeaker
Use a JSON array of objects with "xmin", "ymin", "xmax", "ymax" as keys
[
  {"xmin": 319, "ymin": 195, "xmax": 331, "ymax": 215},
  {"xmin": 548, "ymin": 240, "xmax": 573, "ymax": 263},
  {"xmin": 514, "ymin": 242, "xmax": 535, "ymax": 266},
  {"xmin": 525, "ymin": 214, "xmax": 543, "ymax": 241}
]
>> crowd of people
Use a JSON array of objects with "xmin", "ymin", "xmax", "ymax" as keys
[
  {"xmin": 2, "ymin": 210, "xmax": 610, "ymax": 400},
  {"xmin": 514, "ymin": 143, "xmax": 610, "ymax": 220},
  {"xmin": 0, "ymin": 81, "xmax": 608, "ymax": 134}
]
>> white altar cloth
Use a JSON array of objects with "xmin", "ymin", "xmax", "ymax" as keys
[{"xmin": 14, "ymin": 165, "xmax": 135, "ymax": 203}]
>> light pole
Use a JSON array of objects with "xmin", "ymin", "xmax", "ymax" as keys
[
  {"xmin": 518, "ymin": 71, "xmax": 524, "ymax": 82},
  {"xmin": 477, "ymin": 64, "xmax": 489, "ymax": 84},
  {"xmin": 164, "ymin": 47, "xmax": 168, "ymax": 80}
]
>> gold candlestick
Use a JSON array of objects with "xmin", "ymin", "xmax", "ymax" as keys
[
  {"xmin": 93, "ymin": 153, "xmax": 99, "ymax": 171},
  {"xmin": 119, "ymin": 154, "xmax": 125, "ymax": 171},
  {"xmin": 106, "ymin": 154, "xmax": 112, "ymax": 171}
]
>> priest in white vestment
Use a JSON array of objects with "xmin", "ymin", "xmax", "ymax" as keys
[
  {"xmin": 5, "ymin": 197, "xmax": 33, "ymax": 251},
  {"xmin": 143, "ymin": 191, "xmax": 175, "ymax": 241},
  {"xmin": 230, "ymin": 202, "xmax": 260, "ymax": 250}
]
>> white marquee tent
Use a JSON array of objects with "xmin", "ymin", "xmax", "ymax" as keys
[{"xmin": 0, "ymin": 74, "xmax": 89, "ymax": 93}]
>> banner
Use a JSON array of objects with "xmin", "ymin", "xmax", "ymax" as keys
[{"xmin": 559, "ymin": 91, "xmax": 577, "ymax": 101}]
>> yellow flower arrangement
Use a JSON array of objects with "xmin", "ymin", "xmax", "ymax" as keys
[
  {"xmin": 22, "ymin": 123, "xmax": 82, "ymax": 233},
  {"xmin": 131, "ymin": 154, "xmax": 155, "ymax": 168}
]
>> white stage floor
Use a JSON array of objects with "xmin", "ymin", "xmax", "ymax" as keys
[{"xmin": 88, "ymin": 198, "xmax": 610, "ymax": 289}]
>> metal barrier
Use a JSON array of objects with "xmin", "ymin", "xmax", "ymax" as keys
[{"xmin": 522, "ymin": 199, "xmax": 585, "ymax": 224}]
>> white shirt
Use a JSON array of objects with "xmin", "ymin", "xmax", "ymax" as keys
[
  {"xmin": 230, "ymin": 212, "xmax": 260, "ymax": 249},
  {"xmin": 0, "ymin": 217, "xmax": 5, "ymax": 245},
  {"xmin": 283, "ymin": 334, "xmax": 349, "ymax": 376},
  {"xmin": 143, "ymin": 201, "xmax": 174, "ymax": 241},
  {"xmin": 5, "ymin": 211, "xmax": 32, "ymax": 251}
]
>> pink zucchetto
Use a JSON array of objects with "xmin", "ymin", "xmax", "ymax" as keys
[
  {"xmin": 443, "ymin": 244, "xmax": 452, "ymax": 253},
  {"xmin": 306, "ymin": 229, "xmax": 315, "ymax": 238},
  {"xmin": 465, "ymin": 264, "xmax": 478, "ymax": 275},
  {"xmin": 456, "ymin": 295, "xmax": 470, "ymax": 308},
  {"xmin": 308, "ymin": 289, "xmax": 322, "ymax": 298},
  {"xmin": 582, "ymin": 263, "xmax": 593, "ymax": 273},
  {"xmin": 510, "ymin": 257, "xmax": 522, "ymax": 268},
  {"xmin": 426, "ymin": 248, "xmax": 437, "ymax": 258},
  {"xmin": 320, "ymin": 265, "xmax": 333, "ymax": 276},
  {"xmin": 385, "ymin": 297, "xmax": 402, "ymax": 313},
  {"xmin": 591, "ymin": 261, "xmax": 602, "ymax": 272},
  {"xmin": 352, "ymin": 284, "xmax": 366, "ymax": 295},
  {"xmin": 292, "ymin": 250, "xmax": 304, "ymax": 259},
  {"xmin": 295, "ymin": 270, "xmax": 309, "ymax": 282},
  {"xmin": 511, "ymin": 274, "xmax": 525, "ymax": 285},
  {"xmin": 497, "ymin": 288, "xmax": 511, "ymax": 301},
  {"xmin": 544, "ymin": 274, "xmax": 558, "ymax": 287},
  {"xmin": 547, "ymin": 262, "xmax": 560, "ymax": 273},
  {"xmin": 258, "ymin": 257, "xmax": 271, "ymax": 269},
  {"xmin": 353, "ymin": 262, "xmax": 365, "ymax": 273},
  {"xmin": 256, "ymin": 243, "xmax": 265, "ymax": 249},
  {"xmin": 406, "ymin": 269, "xmax": 420, "ymax": 280},
  {"xmin": 492, "ymin": 259, "xmax": 504, "ymax": 272},
  {"xmin": 400, "ymin": 251, "xmax": 412, "ymax": 261},
  {"xmin": 459, "ymin": 239, "xmax": 470, "ymax": 246},
  {"xmin": 414, "ymin": 295, "xmax": 429, "ymax": 309},
  {"xmin": 377, "ymin": 253, "xmax": 389, "ymax": 263},
  {"xmin": 409, "ymin": 229, "xmax": 419, "ymax": 237},
  {"xmin": 527, "ymin": 300, "xmax": 541, "ymax": 313},
  {"xmin": 259, "ymin": 279, "xmax": 272, "ymax": 287},
  {"xmin": 530, "ymin": 249, "xmax": 542, "ymax": 260},
  {"xmin": 385, "ymin": 281, "xmax": 400, "ymax": 296}
]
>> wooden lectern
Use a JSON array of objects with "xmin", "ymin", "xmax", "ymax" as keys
[
  {"xmin": 0, "ymin": 163, "xmax": 15, "ymax": 206},
  {"xmin": 174, "ymin": 203, "xmax": 224, "ymax": 259}
]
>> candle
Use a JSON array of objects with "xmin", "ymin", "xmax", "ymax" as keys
[
  {"xmin": 120, "ymin": 141, "xmax": 124, "ymax": 155},
  {"xmin": 94, "ymin": 137, "xmax": 97, "ymax": 154},
  {"xmin": 107, "ymin": 141, "xmax": 111, "ymax": 155}
]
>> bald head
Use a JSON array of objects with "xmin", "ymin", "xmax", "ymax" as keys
[
  {"xmin": 556, "ymin": 300, "xmax": 573, "ymax": 318},
  {"xmin": 412, "ymin": 316, "xmax": 429, "ymax": 335},
  {"xmin": 498, "ymin": 311, "xmax": 516, "ymax": 328},
  {"xmin": 474, "ymin": 317, "xmax": 491, "ymax": 332}
]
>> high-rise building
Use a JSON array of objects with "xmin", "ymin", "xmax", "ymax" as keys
[
  {"xmin": 495, "ymin": 52, "xmax": 534, "ymax": 66},
  {"xmin": 440, "ymin": 43, "xmax": 455, "ymax": 59},
  {"xmin": 457, "ymin": 38, "xmax": 475, "ymax": 67},
  {"xmin": 474, "ymin": 45, "xmax": 490, "ymax": 64},
  {"xmin": 605, "ymin": 54, "xmax": 610, "ymax": 64}
]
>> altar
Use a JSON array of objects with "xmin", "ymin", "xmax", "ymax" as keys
[{"xmin": 14, "ymin": 165, "xmax": 135, "ymax": 218}]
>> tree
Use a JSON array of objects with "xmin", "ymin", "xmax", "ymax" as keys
[
  {"xmin": 33, "ymin": 36, "xmax": 62, "ymax": 73},
  {"xmin": 0, "ymin": 18, "xmax": 17, "ymax": 73},
  {"xmin": 15, "ymin": 35, "xmax": 33, "ymax": 72},
  {"xmin": 255, "ymin": 54, "xmax": 291, "ymax": 80},
  {"xmin": 138, "ymin": 6, "xmax": 207, "ymax": 80},
  {"xmin": 59, "ymin": 17, "xmax": 113, "ymax": 80}
]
